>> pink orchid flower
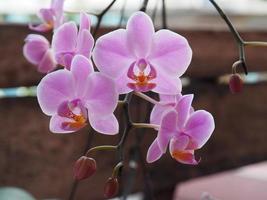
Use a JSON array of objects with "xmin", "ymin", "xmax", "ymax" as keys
[
  {"xmin": 147, "ymin": 94, "xmax": 215, "ymax": 164},
  {"xmin": 93, "ymin": 11, "xmax": 192, "ymax": 94},
  {"xmin": 30, "ymin": 0, "xmax": 65, "ymax": 32},
  {"xmin": 23, "ymin": 34, "xmax": 56, "ymax": 73},
  {"xmin": 52, "ymin": 12, "xmax": 94, "ymax": 70},
  {"xmin": 37, "ymin": 55, "xmax": 119, "ymax": 135}
]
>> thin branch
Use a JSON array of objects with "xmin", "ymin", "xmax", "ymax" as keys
[
  {"xmin": 93, "ymin": 0, "xmax": 117, "ymax": 37},
  {"xmin": 140, "ymin": 0, "xmax": 149, "ymax": 12},
  {"xmin": 132, "ymin": 123, "xmax": 159, "ymax": 129},
  {"xmin": 117, "ymin": 93, "xmax": 133, "ymax": 161},
  {"xmin": 208, "ymin": 0, "xmax": 248, "ymax": 74},
  {"xmin": 117, "ymin": 0, "xmax": 128, "ymax": 28},
  {"xmin": 244, "ymin": 41, "xmax": 267, "ymax": 47},
  {"xmin": 161, "ymin": 0, "xmax": 167, "ymax": 29},
  {"xmin": 133, "ymin": 92, "xmax": 160, "ymax": 105},
  {"xmin": 151, "ymin": 0, "xmax": 160, "ymax": 23}
]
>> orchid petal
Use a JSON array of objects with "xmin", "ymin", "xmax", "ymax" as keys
[
  {"xmin": 171, "ymin": 149, "xmax": 199, "ymax": 165},
  {"xmin": 51, "ymin": 0, "xmax": 64, "ymax": 11},
  {"xmin": 114, "ymin": 71, "xmax": 133, "ymax": 94},
  {"xmin": 158, "ymin": 110, "xmax": 178, "ymax": 152},
  {"xmin": 93, "ymin": 29, "xmax": 135, "ymax": 78},
  {"xmin": 152, "ymin": 72, "xmax": 182, "ymax": 95},
  {"xmin": 52, "ymin": 22, "xmax": 77, "ymax": 55},
  {"xmin": 159, "ymin": 94, "xmax": 182, "ymax": 104},
  {"xmin": 58, "ymin": 53, "xmax": 74, "ymax": 69},
  {"xmin": 89, "ymin": 114, "xmax": 119, "ymax": 135},
  {"xmin": 79, "ymin": 12, "xmax": 91, "ymax": 31},
  {"xmin": 29, "ymin": 23, "xmax": 52, "ymax": 32},
  {"xmin": 39, "ymin": 8, "xmax": 54, "ymax": 23},
  {"xmin": 185, "ymin": 110, "xmax": 215, "ymax": 149},
  {"xmin": 38, "ymin": 49, "xmax": 56, "ymax": 73},
  {"xmin": 23, "ymin": 34, "xmax": 49, "ymax": 64},
  {"xmin": 169, "ymin": 136, "xmax": 189, "ymax": 153},
  {"xmin": 37, "ymin": 70, "xmax": 74, "ymax": 115},
  {"xmin": 70, "ymin": 55, "xmax": 94, "ymax": 96},
  {"xmin": 49, "ymin": 114, "xmax": 83, "ymax": 134},
  {"xmin": 77, "ymin": 29, "xmax": 94, "ymax": 57},
  {"xmin": 53, "ymin": 0, "xmax": 65, "ymax": 29},
  {"xmin": 146, "ymin": 138, "xmax": 163, "ymax": 163},
  {"xmin": 84, "ymin": 73, "xmax": 118, "ymax": 116},
  {"xmin": 127, "ymin": 82, "xmax": 156, "ymax": 93},
  {"xmin": 150, "ymin": 104, "xmax": 172, "ymax": 126},
  {"xmin": 126, "ymin": 11, "xmax": 154, "ymax": 57},
  {"xmin": 149, "ymin": 30, "xmax": 192, "ymax": 77},
  {"xmin": 175, "ymin": 94, "xmax": 194, "ymax": 129}
]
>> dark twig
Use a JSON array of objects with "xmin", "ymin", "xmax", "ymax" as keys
[
  {"xmin": 140, "ymin": 0, "xmax": 149, "ymax": 12},
  {"xmin": 151, "ymin": 0, "xmax": 160, "ymax": 23},
  {"xmin": 93, "ymin": 0, "xmax": 117, "ymax": 37},
  {"xmin": 117, "ymin": 93, "xmax": 133, "ymax": 161},
  {"xmin": 208, "ymin": 0, "xmax": 247, "ymax": 74},
  {"xmin": 161, "ymin": 0, "xmax": 167, "ymax": 29},
  {"xmin": 118, "ymin": 0, "xmax": 128, "ymax": 28}
]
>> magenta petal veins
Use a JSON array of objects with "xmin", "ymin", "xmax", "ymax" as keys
[
  {"xmin": 147, "ymin": 94, "xmax": 215, "ymax": 164},
  {"xmin": 93, "ymin": 11, "xmax": 192, "ymax": 95},
  {"xmin": 37, "ymin": 55, "xmax": 119, "ymax": 134},
  {"xmin": 52, "ymin": 13, "xmax": 94, "ymax": 69},
  {"xmin": 29, "ymin": 0, "xmax": 65, "ymax": 32}
]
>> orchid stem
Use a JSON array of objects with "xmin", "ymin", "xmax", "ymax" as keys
[
  {"xmin": 208, "ymin": 0, "xmax": 248, "ymax": 74},
  {"xmin": 244, "ymin": 41, "xmax": 267, "ymax": 47},
  {"xmin": 161, "ymin": 0, "xmax": 167, "ymax": 29},
  {"xmin": 134, "ymin": 92, "xmax": 160, "ymax": 105},
  {"xmin": 140, "ymin": 0, "xmax": 149, "ymax": 12},
  {"xmin": 132, "ymin": 123, "xmax": 159, "ymax": 129},
  {"xmin": 112, "ymin": 162, "xmax": 124, "ymax": 178},
  {"xmin": 85, "ymin": 145, "xmax": 117, "ymax": 156},
  {"xmin": 93, "ymin": 0, "xmax": 117, "ymax": 37}
]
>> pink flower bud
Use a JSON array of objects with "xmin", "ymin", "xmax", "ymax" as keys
[
  {"xmin": 104, "ymin": 177, "xmax": 119, "ymax": 198},
  {"xmin": 229, "ymin": 74, "xmax": 243, "ymax": 94},
  {"xmin": 73, "ymin": 156, "xmax": 96, "ymax": 180}
]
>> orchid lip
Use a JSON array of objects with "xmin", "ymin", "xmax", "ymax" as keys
[
  {"xmin": 127, "ymin": 61, "xmax": 157, "ymax": 92},
  {"xmin": 57, "ymin": 99, "xmax": 87, "ymax": 131}
]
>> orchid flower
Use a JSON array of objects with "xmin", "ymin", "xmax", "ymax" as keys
[
  {"xmin": 30, "ymin": 0, "xmax": 65, "ymax": 32},
  {"xmin": 23, "ymin": 34, "xmax": 56, "ymax": 73},
  {"xmin": 37, "ymin": 55, "xmax": 119, "ymax": 135},
  {"xmin": 147, "ymin": 95, "xmax": 215, "ymax": 164},
  {"xmin": 52, "ymin": 12, "xmax": 94, "ymax": 70},
  {"xmin": 93, "ymin": 11, "xmax": 192, "ymax": 94}
]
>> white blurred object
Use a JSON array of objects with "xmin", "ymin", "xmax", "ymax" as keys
[{"xmin": 201, "ymin": 192, "xmax": 219, "ymax": 200}]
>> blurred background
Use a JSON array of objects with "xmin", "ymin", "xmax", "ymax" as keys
[{"xmin": 0, "ymin": 0, "xmax": 267, "ymax": 199}]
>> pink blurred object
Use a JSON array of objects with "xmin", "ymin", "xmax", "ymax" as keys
[{"xmin": 174, "ymin": 161, "xmax": 267, "ymax": 200}]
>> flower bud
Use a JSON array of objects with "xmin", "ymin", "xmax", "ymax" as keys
[
  {"xmin": 73, "ymin": 156, "xmax": 97, "ymax": 181},
  {"xmin": 229, "ymin": 74, "xmax": 243, "ymax": 94},
  {"xmin": 104, "ymin": 177, "xmax": 119, "ymax": 198}
]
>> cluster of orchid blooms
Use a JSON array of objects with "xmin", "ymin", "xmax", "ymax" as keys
[{"xmin": 23, "ymin": 0, "xmax": 215, "ymax": 197}]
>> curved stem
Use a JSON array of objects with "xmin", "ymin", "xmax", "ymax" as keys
[
  {"xmin": 208, "ymin": 0, "xmax": 243, "ymax": 44},
  {"xmin": 85, "ymin": 145, "xmax": 117, "ymax": 156},
  {"xmin": 134, "ymin": 92, "xmax": 161, "ymax": 105},
  {"xmin": 112, "ymin": 162, "xmax": 124, "ymax": 178},
  {"xmin": 208, "ymin": 0, "xmax": 248, "ymax": 74},
  {"xmin": 93, "ymin": 0, "xmax": 117, "ymax": 37},
  {"xmin": 132, "ymin": 123, "xmax": 159, "ymax": 129},
  {"xmin": 244, "ymin": 41, "xmax": 267, "ymax": 47}
]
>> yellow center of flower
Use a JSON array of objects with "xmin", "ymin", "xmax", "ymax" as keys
[{"xmin": 62, "ymin": 113, "xmax": 87, "ymax": 130}]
